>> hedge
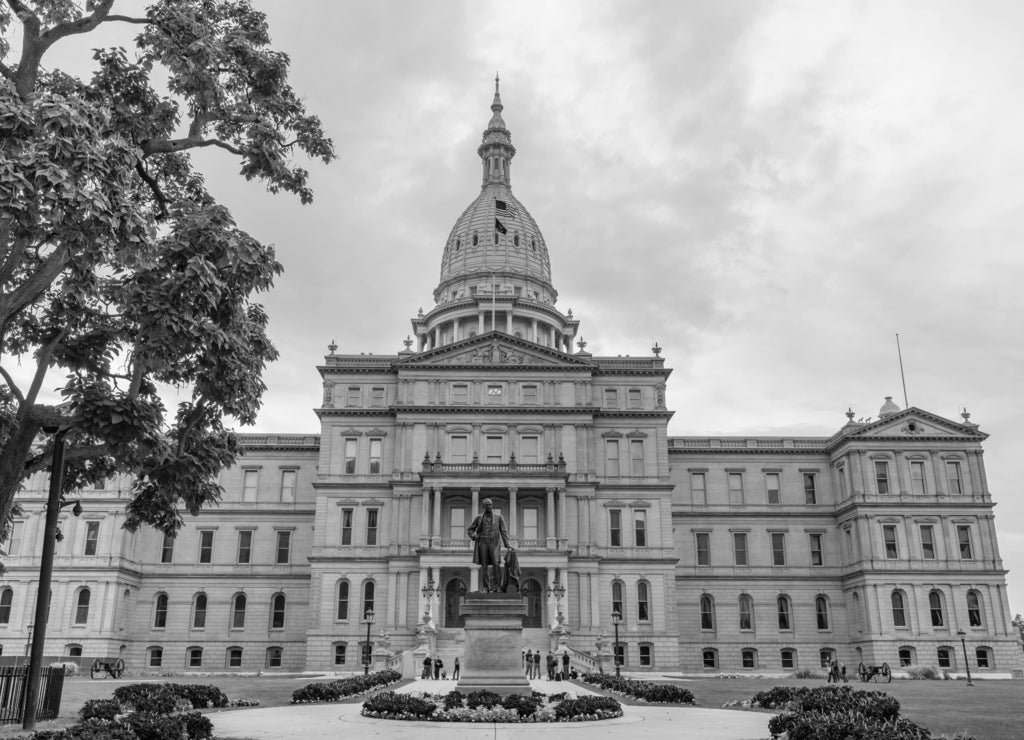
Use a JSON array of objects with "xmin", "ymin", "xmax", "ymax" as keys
[
  {"xmin": 291, "ymin": 669, "xmax": 402, "ymax": 703},
  {"xmin": 580, "ymin": 672, "xmax": 695, "ymax": 704}
]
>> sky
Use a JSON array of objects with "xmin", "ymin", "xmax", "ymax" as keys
[{"xmin": 21, "ymin": 2, "xmax": 1024, "ymax": 612}]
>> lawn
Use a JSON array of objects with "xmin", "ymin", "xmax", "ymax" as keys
[{"xmin": 2, "ymin": 671, "xmax": 1021, "ymax": 739}]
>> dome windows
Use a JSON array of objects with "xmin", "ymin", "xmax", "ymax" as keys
[
  {"xmin": 531, "ymin": 239, "xmax": 536, "ymax": 251},
  {"xmin": 494, "ymin": 233, "xmax": 499, "ymax": 244},
  {"xmin": 455, "ymin": 238, "xmax": 461, "ymax": 251},
  {"xmin": 514, "ymin": 234, "xmax": 520, "ymax": 247},
  {"xmin": 472, "ymin": 233, "xmax": 478, "ymax": 247}
]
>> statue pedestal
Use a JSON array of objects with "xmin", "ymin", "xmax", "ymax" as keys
[{"xmin": 455, "ymin": 591, "xmax": 531, "ymax": 696}]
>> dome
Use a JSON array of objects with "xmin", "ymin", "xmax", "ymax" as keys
[
  {"xmin": 433, "ymin": 76, "xmax": 556, "ymax": 305},
  {"xmin": 878, "ymin": 396, "xmax": 901, "ymax": 418}
]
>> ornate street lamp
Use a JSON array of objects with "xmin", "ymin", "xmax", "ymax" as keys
[
  {"xmin": 546, "ymin": 581, "xmax": 566, "ymax": 624},
  {"xmin": 956, "ymin": 629, "xmax": 974, "ymax": 687},
  {"xmin": 611, "ymin": 609, "xmax": 622, "ymax": 677},
  {"xmin": 363, "ymin": 610, "xmax": 375, "ymax": 676},
  {"xmin": 421, "ymin": 580, "xmax": 437, "ymax": 620}
]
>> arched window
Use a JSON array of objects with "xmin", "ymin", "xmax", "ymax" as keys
[
  {"xmin": 702, "ymin": 648, "xmax": 718, "ymax": 669},
  {"xmin": 780, "ymin": 648, "xmax": 796, "ymax": 669},
  {"xmin": 975, "ymin": 646, "xmax": 992, "ymax": 668},
  {"xmin": 455, "ymin": 238, "xmax": 461, "ymax": 251},
  {"xmin": 271, "ymin": 593, "xmax": 286, "ymax": 629},
  {"xmin": 967, "ymin": 590, "xmax": 983, "ymax": 627},
  {"xmin": 929, "ymin": 590, "xmax": 945, "ymax": 627},
  {"xmin": 891, "ymin": 590, "xmax": 907, "ymax": 627},
  {"xmin": 153, "ymin": 593, "xmax": 168, "ymax": 629},
  {"xmin": 63, "ymin": 644, "xmax": 82, "ymax": 658},
  {"xmin": 231, "ymin": 593, "xmax": 247, "ymax": 629},
  {"xmin": 472, "ymin": 233, "xmax": 478, "ymax": 246},
  {"xmin": 192, "ymin": 593, "xmax": 207, "ymax": 629},
  {"xmin": 815, "ymin": 595, "xmax": 830, "ymax": 630},
  {"xmin": 514, "ymin": 234, "xmax": 520, "ymax": 246},
  {"xmin": 611, "ymin": 580, "xmax": 625, "ymax": 619},
  {"xmin": 74, "ymin": 588, "xmax": 91, "ymax": 625},
  {"xmin": 266, "ymin": 646, "xmax": 283, "ymax": 668},
  {"xmin": 937, "ymin": 647, "xmax": 953, "ymax": 669},
  {"xmin": 699, "ymin": 595, "xmax": 715, "ymax": 631},
  {"xmin": 738, "ymin": 594, "xmax": 754, "ymax": 631},
  {"xmin": 187, "ymin": 646, "xmax": 203, "ymax": 668},
  {"xmin": 636, "ymin": 581, "xmax": 650, "ymax": 622},
  {"xmin": 0, "ymin": 587, "xmax": 12, "ymax": 624},
  {"xmin": 148, "ymin": 646, "xmax": 163, "ymax": 668},
  {"xmin": 741, "ymin": 648, "xmax": 758, "ymax": 669},
  {"xmin": 362, "ymin": 581, "xmax": 375, "ymax": 618},
  {"xmin": 226, "ymin": 646, "xmax": 243, "ymax": 668},
  {"xmin": 898, "ymin": 646, "xmax": 915, "ymax": 666},
  {"xmin": 336, "ymin": 580, "xmax": 350, "ymax": 620},
  {"xmin": 777, "ymin": 595, "xmax": 791, "ymax": 631}
]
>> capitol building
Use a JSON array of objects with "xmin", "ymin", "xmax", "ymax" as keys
[{"xmin": 2, "ymin": 83, "xmax": 1021, "ymax": 678}]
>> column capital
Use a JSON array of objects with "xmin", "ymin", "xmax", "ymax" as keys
[
  {"xmin": 508, "ymin": 486, "xmax": 518, "ymax": 495},
  {"xmin": 470, "ymin": 486, "xmax": 481, "ymax": 495}
]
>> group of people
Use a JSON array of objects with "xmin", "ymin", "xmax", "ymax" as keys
[
  {"xmin": 523, "ymin": 649, "xmax": 576, "ymax": 680},
  {"xmin": 827, "ymin": 658, "xmax": 848, "ymax": 683},
  {"xmin": 421, "ymin": 655, "xmax": 460, "ymax": 681}
]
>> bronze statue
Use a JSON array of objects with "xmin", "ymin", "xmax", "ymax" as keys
[{"xmin": 468, "ymin": 498, "xmax": 514, "ymax": 592}]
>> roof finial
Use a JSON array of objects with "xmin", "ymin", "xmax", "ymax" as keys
[{"xmin": 491, "ymin": 71, "xmax": 503, "ymax": 112}]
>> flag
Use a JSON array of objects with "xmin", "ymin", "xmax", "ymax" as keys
[
  {"xmin": 495, "ymin": 199, "xmax": 518, "ymax": 218},
  {"xmin": 494, "ymin": 218, "xmax": 507, "ymax": 235}
]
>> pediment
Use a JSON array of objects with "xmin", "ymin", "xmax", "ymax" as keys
[
  {"xmin": 851, "ymin": 408, "xmax": 984, "ymax": 440},
  {"xmin": 396, "ymin": 332, "xmax": 593, "ymax": 369}
]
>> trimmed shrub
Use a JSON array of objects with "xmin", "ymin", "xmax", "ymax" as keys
[
  {"xmin": 362, "ymin": 691, "xmax": 437, "ymax": 719},
  {"xmin": 182, "ymin": 712, "xmax": 215, "ymax": 740},
  {"xmin": 554, "ymin": 695, "xmax": 622, "ymax": 720},
  {"xmin": 581, "ymin": 672, "xmax": 694, "ymax": 704},
  {"xmin": 291, "ymin": 669, "xmax": 401, "ymax": 704},
  {"xmin": 502, "ymin": 693, "xmax": 543, "ymax": 716},
  {"xmin": 112, "ymin": 682, "xmax": 227, "ymax": 712},
  {"xmin": 754, "ymin": 685, "xmax": 899, "ymax": 721},
  {"xmin": 772, "ymin": 709, "xmax": 932, "ymax": 740},
  {"xmin": 120, "ymin": 711, "xmax": 185, "ymax": 740},
  {"xmin": 465, "ymin": 689, "xmax": 502, "ymax": 709},
  {"xmin": 177, "ymin": 684, "xmax": 229, "ymax": 708},
  {"xmin": 443, "ymin": 691, "xmax": 465, "ymax": 710},
  {"xmin": 79, "ymin": 699, "xmax": 120, "ymax": 721},
  {"xmin": 62, "ymin": 718, "xmax": 137, "ymax": 740},
  {"xmin": 906, "ymin": 666, "xmax": 940, "ymax": 681}
]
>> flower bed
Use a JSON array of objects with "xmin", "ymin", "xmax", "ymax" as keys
[
  {"xmin": 362, "ymin": 689, "xmax": 622, "ymax": 722},
  {"xmin": 580, "ymin": 672, "xmax": 695, "ymax": 704},
  {"xmin": 291, "ymin": 669, "xmax": 402, "ymax": 703}
]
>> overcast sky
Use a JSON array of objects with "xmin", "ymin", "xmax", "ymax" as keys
[{"xmin": 34, "ymin": 1, "xmax": 1024, "ymax": 614}]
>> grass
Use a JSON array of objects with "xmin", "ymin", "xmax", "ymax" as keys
[{"xmin": 2, "ymin": 671, "xmax": 1021, "ymax": 739}]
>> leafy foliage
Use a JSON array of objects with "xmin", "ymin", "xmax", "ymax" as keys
[
  {"xmin": 111, "ymin": 682, "xmax": 228, "ymax": 712},
  {"xmin": 465, "ymin": 689, "xmax": 502, "ymax": 708},
  {"xmin": 0, "ymin": 0, "xmax": 334, "ymax": 538},
  {"xmin": 552, "ymin": 696, "xmax": 623, "ymax": 720},
  {"xmin": 580, "ymin": 672, "xmax": 695, "ymax": 703},
  {"xmin": 290, "ymin": 669, "xmax": 401, "ymax": 703},
  {"xmin": 362, "ymin": 692, "xmax": 438, "ymax": 719},
  {"xmin": 361, "ymin": 690, "xmax": 622, "ymax": 723},
  {"xmin": 760, "ymin": 685, "xmax": 919, "ymax": 740},
  {"xmin": 78, "ymin": 699, "xmax": 120, "ymax": 721}
]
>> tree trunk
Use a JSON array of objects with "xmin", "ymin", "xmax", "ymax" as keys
[{"xmin": 0, "ymin": 419, "xmax": 42, "ymax": 530}]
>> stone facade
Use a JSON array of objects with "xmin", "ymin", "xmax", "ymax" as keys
[{"xmin": 1, "ymin": 82, "xmax": 1021, "ymax": 678}]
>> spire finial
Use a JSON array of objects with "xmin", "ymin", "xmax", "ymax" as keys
[{"xmin": 491, "ymin": 72, "xmax": 503, "ymax": 112}]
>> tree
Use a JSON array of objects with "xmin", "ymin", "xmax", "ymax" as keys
[
  {"xmin": 1014, "ymin": 613, "xmax": 1024, "ymax": 650},
  {"xmin": 0, "ymin": 0, "xmax": 334, "ymax": 537}
]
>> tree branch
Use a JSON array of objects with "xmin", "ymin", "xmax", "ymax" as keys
[
  {"xmin": 141, "ymin": 136, "xmax": 245, "ymax": 158},
  {"xmin": 0, "ymin": 60, "xmax": 13, "ymax": 81},
  {"xmin": 18, "ymin": 329, "xmax": 65, "ymax": 423},
  {"xmin": 100, "ymin": 15, "xmax": 150, "ymax": 25},
  {"xmin": 134, "ymin": 160, "xmax": 169, "ymax": 220},
  {"xmin": 0, "ymin": 243, "xmax": 69, "ymax": 327},
  {"xmin": 38, "ymin": 0, "xmax": 116, "ymax": 47},
  {"xmin": 177, "ymin": 397, "xmax": 208, "ymax": 457},
  {"xmin": 0, "ymin": 364, "xmax": 25, "ymax": 405}
]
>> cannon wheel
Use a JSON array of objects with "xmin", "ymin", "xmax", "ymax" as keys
[
  {"xmin": 858, "ymin": 662, "xmax": 868, "ymax": 682},
  {"xmin": 881, "ymin": 663, "xmax": 892, "ymax": 683},
  {"xmin": 90, "ymin": 658, "xmax": 104, "ymax": 679},
  {"xmin": 112, "ymin": 658, "xmax": 125, "ymax": 679}
]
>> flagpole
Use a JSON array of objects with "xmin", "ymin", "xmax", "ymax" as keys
[{"xmin": 896, "ymin": 333, "xmax": 909, "ymax": 408}]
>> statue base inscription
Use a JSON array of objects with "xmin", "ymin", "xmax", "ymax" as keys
[{"xmin": 455, "ymin": 591, "xmax": 531, "ymax": 696}]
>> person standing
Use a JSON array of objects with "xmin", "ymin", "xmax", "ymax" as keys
[
  {"xmin": 434, "ymin": 656, "xmax": 443, "ymax": 680},
  {"xmin": 546, "ymin": 653, "xmax": 555, "ymax": 680},
  {"xmin": 532, "ymin": 650, "xmax": 541, "ymax": 679},
  {"xmin": 422, "ymin": 655, "xmax": 432, "ymax": 679},
  {"xmin": 525, "ymin": 649, "xmax": 533, "ymax": 676},
  {"xmin": 453, "ymin": 657, "xmax": 460, "ymax": 680},
  {"xmin": 562, "ymin": 651, "xmax": 570, "ymax": 680}
]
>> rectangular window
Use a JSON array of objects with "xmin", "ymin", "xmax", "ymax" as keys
[
  {"xmin": 639, "ymin": 644, "xmax": 652, "ymax": 666},
  {"xmin": 243, "ymin": 469, "xmax": 259, "ymax": 502},
  {"xmin": 370, "ymin": 386, "xmax": 385, "ymax": 407},
  {"xmin": 627, "ymin": 389, "xmax": 642, "ymax": 409},
  {"xmin": 875, "ymin": 461, "xmax": 890, "ymax": 494},
  {"xmin": 452, "ymin": 384, "xmax": 469, "ymax": 404},
  {"xmin": 334, "ymin": 643, "xmax": 347, "ymax": 665},
  {"xmin": 910, "ymin": 460, "xmax": 927, "ymax": 495},
  {"xmin": 809, "ymin": 533, "xmax": 824, "ymax": 566},
  {"xmin": 520, "ymin": 436, "xmax": 539, "ymax": 463},
  {"xmin": 237, "ymin": 530, "xmax": 253, "ymax": 564},
  {"xmin": 728, "ymin": 473, "xmax": 744, "ymax": 505},
  {"xmin": 838, "ymin": 467, "xmax": 848, "ymax": 498},
  {"xmin": 603, "ymin": 388, "xmax": 618, "ymax": 408},
  {"xmin": 629, "ymin": 439, "xmax": 644, "ymax": 476},
  {"xmin": 449, "ymin": 507, "xmax": 466, "ymax": 539},
  {"xmin": 771, "ymin": 532, "xmax": 787, "ymax": 566},
  {"xmin": 450, "ymin": 435, "xmax": 468, "ymax": 463},
  {"xmin": 946, "ymin": 461, "xmax": 963, "ymax": 494},
  {"xmin": 346, "ymin": 387, "xmax": 360, "ymax": 406},
  {"xmin": 957, "ymin": 525, "xmax": 973, "ymax": 559},
  {"xmin": 634, "ymin": 510, "xmax": 647, "ymax": 547},
  {"xmin": 368, "ymin": 438, "xmax": 382, "ymax": 475},
  {"xmin": 198, "ymin": 530, "xmax": 214, "ymax": 564},
  {"xmin": 781, "ymin": 650, "xmax": 795, "ymax": 669},
  {"xmin": 84, "ymin": 521, "xmax": 99, "ymax": 556},
  {"xmin": 365, "ymin": 509, "xmax": 379, "ymax": 546},
  {"xmin": 343, "ymin": 439, "xmax": 357, "ymax": 474},
  {"xmin": 609, "ymin": 509, "xmax": 622, "ymax": 547},
  {"xmin": 5, "ymin": 521, "xmax": 22, "ymax": 556},
  {"xmin": 521, "ymin": 384, "xmax": 538, "ymax": 404},
  {"xmin": 228, "ymin": 648, "xmax": 243, "ymax": 667},
  {"xmin": 486, "ymin": 384, "xmax": 503, "ymax": 403},
  {"xmin": 766, "ymin": 473, "xmax": 781, "ymax": 505},
  {"xmin": 160, "ymin": 534, "xmax": 174, "ymax": 564},
  {"xmin": 691, "ymin": 473, "xmax": 707, "ymax": 505},
  {"xmin": 485, "ymin": 435, "xmax": 503, "ymax": 463},
  {"xmin": 522, "ymin": 508, "xmax": 538, "ymax": 540},
  {"xmin": 803, "ymin": 473, "xmax": 817, "ymax": 504},
  {"xmin": 733, "ymin": 532, "xmax": 748, "ymax": 566},
  {"xmin": 188, "ymin": 648, "xmax": 203, "ymax": 668},
  {"xmin": 975, "ymin": 649, "xmax": 990, "ymax": 669},
  {"xmin": 920, "ymin": 525, "xmax": 936, "ymax": 559},
  {"xmin": 937, "ymin": 648, "xmax": 952, "ymax": 669},
  {"xmin": 606, "ymin": 440, "xmax": 620, "ymax": 477},
  {"xmin": 883, "ymin": 525, "xmax": 899, "ymax": 559},
  {"xmin": 149, "ymin": 648, "xmax": 163, "ymax": 668},
  {"xmin": 276, "ymin": 531, "xmax": 292, "ymax": 564},
  {"xmin": 341, "ymin": 508, "xmax": 353, "ymax": 546},
  {"xmin": 280, "ymin": 470, "xmax": 296, "ymax": 502},
  {"xmin": 695, "ymin": 532, "xmax": 710, "ymax": 566}
]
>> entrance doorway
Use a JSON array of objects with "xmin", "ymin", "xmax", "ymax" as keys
[
  {"xmin": 521, "ymin": 578, "xmax": 542, "ymax": 628},
  {"xmin": 444, "ymin": 577, "xmax": 468, "ymax": 628}
]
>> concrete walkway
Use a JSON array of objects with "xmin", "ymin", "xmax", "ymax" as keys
[{"xmin": 211, "ymin": 677, "xmax": 772, "ymax": 740}]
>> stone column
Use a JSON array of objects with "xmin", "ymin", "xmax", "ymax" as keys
[
  {"xmin": 546, "ymin": 488, "xmax": 556, "ymax": 547},
  {"xmin": 589, "ymin": 572, "xmax": 601, "ymax": 629},
  {"xmin": 508, "ymin": 487, "xmax": 518, "ymax": 541},
  {"xmin": 471, "ymin": 487, "xmax": 480, "ymax": 519},
  {"xmin": 558, "ymin": 488, "xmax": 567, "ymax": 544},
  {"xmin": 966, "ymin": 451, "xmax": 982, "ymax": 497},
  {"xmin": 931, "ymin": 452, "xmax": 945, "ymax": 496},
  {"xmin": 546, "ymin": 567, "xmax": 557, "ymax": 628},
  {"xmin": 431, "ymin": 566, "xmax": 441, "ymax": 622},
  {"xmin": 505, "ymin": 311, "xmax": 512, "ymax": 333},
  {"xmin": 421, "ymin": 488, "xmax": 431, "ymax": 545},
  {"xmin": 478, "ymin": 312, "xmax": 485, "ymax": 334},
  {"xmin": 531, "ymin": 318, "xmax": 538, "ymax": 342},
  {"xmin": 387, "ymin": 571, "xmax": 398, "ymax": 628},
  {"xmin": 432, "ymin": 486, "xmax": 442, "ymax": 546},
  {"xmin": 893, "ymin": 450, "xmax": 907, "ymax": 494},
  {"xmin": 453, "ymin": 316, "xmax": 461, "ymax": 342}
]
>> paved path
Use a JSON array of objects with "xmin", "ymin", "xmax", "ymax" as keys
[{"xmin": 211, "ymin": 678, "xmax": 772, "ymax": 740}]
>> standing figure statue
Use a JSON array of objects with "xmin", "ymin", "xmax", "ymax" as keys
[{"xmin": 468, "ymin": 498, "xmax": 514, "ymax": 592}]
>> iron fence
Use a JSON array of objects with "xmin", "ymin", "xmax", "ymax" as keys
[{"xmin": 0, "ymin": 665, "xmax": 65, "ymax": 724}]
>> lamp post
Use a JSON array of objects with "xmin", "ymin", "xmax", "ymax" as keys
[
  {"xmin": 546, "ymin": 581, "xmax": 566, "ymax": 626},
  {"xmin": 421, "ymin": 580, "xmax": 436, "ymax": 621},
  {"xmin": 363, "ymin": 610, "xmax": 375, "ymax": 676},
  {"xmin": 611, "ymin": 609, "xmax": 622, "ymax": 677},
  {"xmin": 23, "ymin": 428, "xmax": 77, "ymax": 730},
  {"xmin": 956, "ymin": 629, "xmax": 974, "ymax": 686}
]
